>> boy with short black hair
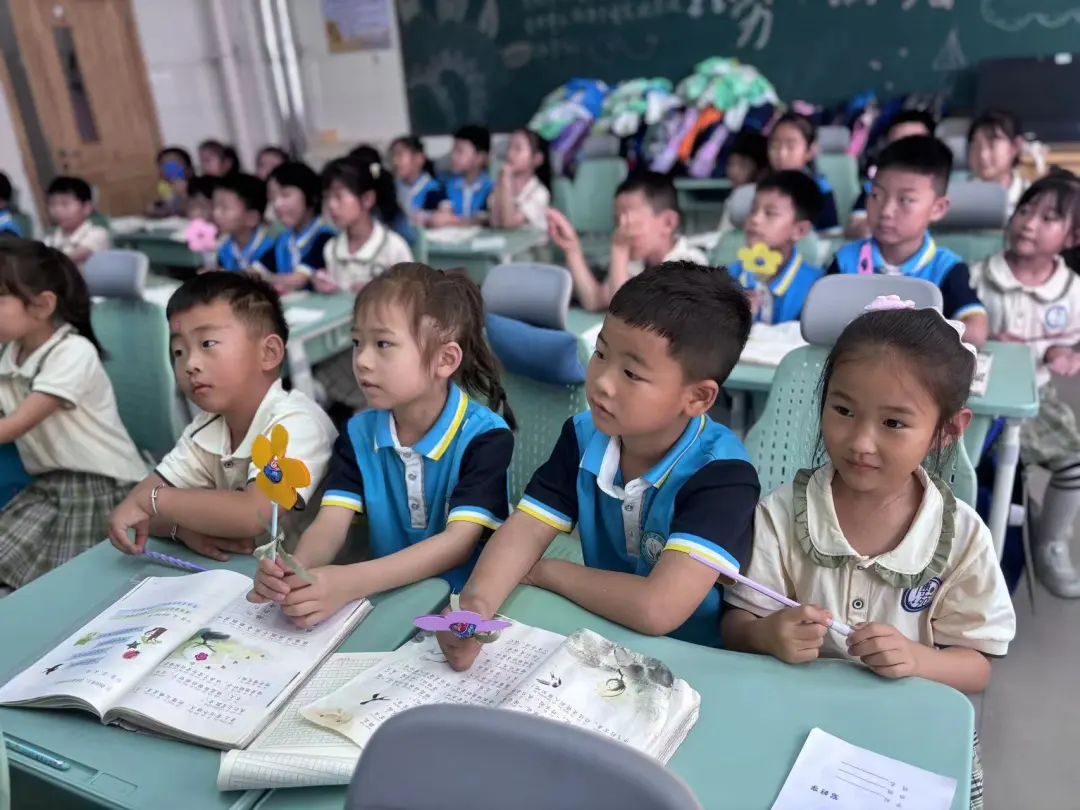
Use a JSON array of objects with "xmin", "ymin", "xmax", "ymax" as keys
[
  {"xmin": 212, "ymin": 172, "xmax": 274, "ymax": 273},
  {"xmin": 0, "ymin": 172, "xmax": 23, "ymax": 236},
  {"xmin": 108, "ymin": 272, "xmax": 336, "ymax": 561},
  {"xmin": 549, "ymin": 171, "xmax": 708, "ymax": 311},
  {"xmin": 43, "ymin": 176, "xmax": 110, "ymax": 268},
  {"xmin": 731, "ymin": 170, "xmax": 824, "ymax": 323},
  {"xmin": 827, "ymin": 135, "xmax": 989, "ymax": 345},
  {"xmin": 430, "ymin": 124, "xmax": 493, "ymax": 226},
  {"xmin": 439, "ymin": 262, "xmax": 760, "ymax": 666}
]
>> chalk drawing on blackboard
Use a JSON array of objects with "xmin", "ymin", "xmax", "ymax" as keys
[
  {"xmin": 932, "ymin": 27, "xmax": 966, "ymax": 72},
  {"xmin": 868, "ymin": 59, "xmax": 883, "ymax": 71},
  {"xmin": 407, "ymin": 49, "xmax": 489, "ymax": 128},
  {"xmin": 501, "ymin": 41, "xmax": 533, "ymax": 70},
  {"xmin": 980, "ymin": 0, "xmax": 1080, "ymax": 32},
  {"xmin": 685, "ymin": 0, "xmax": 774, "ymax": 50},
  {"xmin": 898, "ymin": 47, "xmax": 909, "ymax": 58},
  {"xmin": 398, "ymin": 0, "xmax": 421, "ymax": 25},
  {"xmin": 477, "ymin": 0, "xmax": 498, "ymax": 38},
  {"xmin": 435, "ymin": 0, "xmax": 468, "ymax": 24}
]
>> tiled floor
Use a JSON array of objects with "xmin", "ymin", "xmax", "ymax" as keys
[{"xmin": 980, "ymin": 372, "xmax": 1080, "ymax": 809}]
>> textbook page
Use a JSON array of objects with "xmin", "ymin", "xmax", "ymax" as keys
[
  {"xmin": 771, "ymin": 728, "xmax": 957, "ymax": 810},
  {"xmin": 217, "ymin": 652, "xmax": 385, "ymax": 791},
  {"xmin": 111, "ymin": 595, "xmax": 372, "ymax": 749},
  {"xmin": 0, "ymin": 570, "xmax": 248, "ymax": 715}
]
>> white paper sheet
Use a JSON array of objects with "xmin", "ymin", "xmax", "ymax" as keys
[
  {"xmin": 970, "ymin": 353, "xmax": 993, "ymax": 398},
  {"xmin": 771, "ymin": 727, "xmax": 957, "ymax": 810},
  {"xmin": 284, "ymin": 306, "xmax": 326, "ymax": 327},
  {"xmin": 423, "ymin": 226, "xmax": 481, "ymax": 245},
  {"xmin": 739, "ymin": 321, "xmax": 808, "ymax": 367}
]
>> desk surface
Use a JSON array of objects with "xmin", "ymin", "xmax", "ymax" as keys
[
  {"xmin": 0, "ymin": 540, "xmax": 449, "ymax": 810},
  {"xmin": 280, "ymin": 292, "xmax": 355, "ymax": 341},
  {"xmin": 424, "ymin": 228, "xmax": 547, "ymax": 258},
  {"xmin": 260, "ymin": 586, "xmax": 972, "ymax": 810}
]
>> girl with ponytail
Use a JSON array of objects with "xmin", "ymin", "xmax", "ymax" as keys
[
  {"xmin": 0, "ymin": 238, "xmax": 146, "ymax": 589},
  {"xmin": 251, "ymin": 262, "xmax": 516, "ymax": 622}
]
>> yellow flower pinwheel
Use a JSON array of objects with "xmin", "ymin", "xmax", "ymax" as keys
[
  {"xmin": 252, "ymin": 424, "xmax": 310, "ymax": 511},
  {"xmin": 737, "ymin": 242, "xmax": 784, "ymax": 281}
]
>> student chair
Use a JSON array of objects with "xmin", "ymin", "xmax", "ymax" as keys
[
  {"xmin": 568, "ymin": 156, "xmax": 628, "ymax": 234},
  {"xmin": 345, "ymin": 704, "xmax": 704, "ymax": 810},
  {"xmin": 942, "ymin": 135, "xmax": 968, "ymax": 171},
  {"xmin": 85, "ymin": 250, "xmax": 188, "ymax": 462},
  {"xmin": 710, "ymin": 183, "xmax": 824, "ymax": 268},
  {"xmin": 936, "ymin": 116, "xmax": 973, "ymax": 141},
  {"xmin": 743, "ymin": 274, "xmax": 982, "ymax": 505},
  {"xmin": 817, "ymin": 153, "xmax": 861, "ymax": 224},
  {"xmin": 0, "ymin": 443, "xmax": 29, "ymax": 510},
  {"xmin": 816, "ymin": 125, "xmax": 851, "ymax": 154},
  {"xmin": 933, "ymin": 179, "xmax": 1008, "ymax": 264}
]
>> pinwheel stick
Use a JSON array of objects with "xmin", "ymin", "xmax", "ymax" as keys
[{"xmin": 270, "ymin": 504, "xmax": 279, "ymax": 563}]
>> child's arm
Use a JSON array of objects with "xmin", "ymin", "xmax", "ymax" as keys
[
  {"xmin": 547, "ymin": 208, "xmax": 607, "ymax": 311},
  {"xmin": 944, "ymin": 264, "xmax": 989, "ymax": 347},
  {"xmin": 490, "ymin": 169, "xmax": 525, "ymax": 229},
  {"xmin": 0, "ymin": 392, "xmax": 62, "ymax": 444},
  {"xmin": 722, "ymin": 605, "xmax": 833, "ymax": 663},
  {"xmin": 846, "ymin": 624, "xmax": 992, "ymax": 692}
]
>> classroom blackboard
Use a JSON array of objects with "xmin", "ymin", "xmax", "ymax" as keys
[{"xmin": 396, "ymin": 0, "xmax": 1080, "ymax": 134}]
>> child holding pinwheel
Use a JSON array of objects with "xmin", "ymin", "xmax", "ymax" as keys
[
  {"xmin": 108, "ymin": 272, "xmax": 336, "ymax": 562},
  {"xmin": 729, "ymin": 170, "xmax": 825, "ymax": 324}
]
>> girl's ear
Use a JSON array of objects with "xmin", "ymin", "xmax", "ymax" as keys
[
  {"xmin": 433, "ymin": 340, "xmax": 463, "ymax": 381},
  {"xmin": 939, "ymin": 407, "xmax": 974, "ymax": 447},
  {"xmin": 360, "ymin": 189, "xmax": 377, "ymax": 211},
  {"xmin": 28, "ymin": 290, "xmax": 58, "ymax": 322}
]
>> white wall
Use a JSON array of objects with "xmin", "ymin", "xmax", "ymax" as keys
[{"xmin": 0, "ymin": 84, "xmax": 39, "ymax": 231}]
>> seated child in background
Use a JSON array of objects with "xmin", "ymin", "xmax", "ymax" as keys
[
  {"xmin": 212, "ymin": 173, "xmax": 274, "ymax": 273},
  {"xmin": 969, "ymin": 175, "xmax": 1080, "ymax": 598},
  {"xmin": 549, "ymin": 171, "xmax": 707, "ymax": 312},
  {"xmin": 723, "ymin": 302, "xmax": 1014, "ymax": 809},
  {"xmin": 725, "ymin": 131, "xmax": 770, "ymax": 189},
  {"xmin": 198, "ymin": 139, "xmax": 240, "ymax": 177},
  {"xmin": 827, "ymin": 135, "xmax": 990, "ymax": 346},
  {"xmin": 430, "ymin": 125, "xmax": 493, "ymax": 227},
  {"xmin": 0, "ymin": 240, "xmax": 145, "ymax": 589},
  {"xmin": 490, "ymin": 128, "xmax": 551, "ymax": 231},
  {"xmin": 255, "ymin": 145, "xmax": 289, "ymax": 181},
  {"xmin": 439, "ymin": 263, "xmax": 760, "ymax": 667},
  {"xmin": 109, "ymin": 272, "xmax": 336, "ymax": 562},
  {"xmin": 390, "ymin": 135, "xmax": 445, "ymax": 224},
  {"xmin": 845, "ymin": 109, "xmax": 937, "ymax": 239},
  {"xmin": 348, "ymin": 145, "xmax": 417, "ymax": 246},
  {"xmin": 43, "ymin": 176, "xmax": 110, "ymax": 269},
  {"xmin": 730, "ymin": 170, "xmax": 824, "ymax": 324},
  {"xmin": 968, "ymin": 109, "xmax": 1029, "ymax": 217},
  {"xmin": 185, "ymin": 175, "xmax": 217, "ymax": 222},
  {"xmin": 0, "ymin": 172, "xmax": 23, "ymax": 236},
  {"xmin": 767, "ymin": 112, "xmax": 839, "ymax": 232},
  {"xmin": 251, "ymin": 264, "xmax": 516, "ymax": 625},
  {"xmin": 150, "ymin": 146, "xmax": 194, "ymax": 218},
  {"xmin": 265, "ymin": 161, "xmax": 335, "ymax": 292}
]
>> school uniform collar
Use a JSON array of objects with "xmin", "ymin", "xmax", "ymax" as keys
[
  {"xmin": 582, "ymin": 415, "xmax": 707, "ymax": 499},
  {"xmin": 405, "ymin": 172, "xmax": 434, "ymax": 201},
  {"xmin": 0, "ymin": 323, "xmax": 75, "ymax": 379},
  {"xmin": 189, "ymin": 379, "xmax": 288, "ymax": 460},
  {"xmin": 984, "ymin": 252, "xmax": 1073, "ymax": 302},
  {"xmin": 373, "ymin": 383, "xmax": 469, "ymax": 461},
  {"xmin": 769, "ymin": 247, "xmax": 803, "ymax": 296},
  {"xmin": 662, "ymin": 236, "xmax": 692, "ymax": 262},
  {"xmin": 865, "ymin": 234, "xmax": 937, "ymax": 276},
  {"xmin": 794, "ymin": 462, "xmax": 955, "ymax": 589},
  {"xmin": 225, "ymin": 226, "xmax": 271, "ymax": 268},
  {"xmin": 330, "ymin": 220, "xmax": 389, "ymax": 263},
  {"xmin": 454, "ymin": 173, "xmax": 489, "ymax": 194},
  {"xmin": 0, "ymin": 211, "xmax": 12, "ymax": 228},
  {"xmin": 1008, "ymin": 171, "xmax": 1026, "ymax": 207},
  {"xmin": 515, "ymin": 176, "xmax": 541, "ymax": 203},
  {"xmin": 53, "ymin": 220, "xmax": 93, "ymax": 249},
  {"xmin": 290, "ymin": 216, "xmax": 327, "ymax": 252}
]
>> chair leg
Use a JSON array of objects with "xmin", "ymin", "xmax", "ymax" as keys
[{"xmin": 1020, "ymin": 468, "xmax": 1037, "ymax": 614}]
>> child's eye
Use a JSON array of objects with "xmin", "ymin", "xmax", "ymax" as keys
[
  {"xmin": 831, "ymin": 405, "xmax": 853, "ymax": 417},
  {"xmin": 201, "ymin": 339, "xmax": 218, "ymax": 349},
  {"xmin": 900, "ymin": 196, "xmax": 915, "ymax": 206},
  {"xmin": 171, "ymin": 348, "xmax": 184, "ymax": 359},
  {"xmin": 351, "ymin": 339, "xmax": 360, "ymax": 348},
  {"xmin": 376, "ymin": 340, "xmax": 393, "ymax": 349},
  {"xmin": 624, "ymin": 369, "xmax": 643, "ymax": 382},
  {"xmin": 884, "ymin": 418, "xmax": 907, "ymax": 429},
  {"xmin": 593, "ymin": 348, "xmax": 606, "ymax": 360}
]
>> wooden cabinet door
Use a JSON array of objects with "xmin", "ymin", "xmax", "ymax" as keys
[{"xmin": 9, "ymin": 0, "xmax": 161, "ymax": 215}]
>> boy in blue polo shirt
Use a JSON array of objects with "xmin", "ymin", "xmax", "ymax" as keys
[
  {"xmin": 0, "ymin": 172, "xmax": 23, "ymax": 236},
  {"xmin": 731, "ymin": 170, "xmax": 824, "ymax": 324},
  {"xmin": 827, "ymin": 135, "xmax": 989, "ymax": 345},
  {"xmin": 430, "ymin": 125, "xmax": 493, "ymax": 227},
  {"xmin": 440, "ymin": 262, "xmax": 760, "ymax": 665},
  {"xmin": 212, "ymin": 172, "xmax": 275, "ymax": 273}
]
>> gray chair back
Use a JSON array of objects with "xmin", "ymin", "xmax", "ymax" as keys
[
  {"xmin": 817, "ymin": 125, "xmax": 851, "ymax": 154},
  {"xmin": 83, "ymin": 250, "xmax": 149, "ymax": 299},
  {"xmin": 482, "ymin": 262, "xmax": 572, "ymax": 330},
  {"xmin": 943, "ymin": 135, "xmax": 968, "ymax": 171},
  {"xmin": 726, "ymin": 183, "xmax": 756, "ymax": 228},
  {"xmin": 801, "ymin": 275, "xmax": 943, "ymax": 346},
  {"xmin": 937, "ymin": 180, "xmax": 1008, "ymax": 230}
]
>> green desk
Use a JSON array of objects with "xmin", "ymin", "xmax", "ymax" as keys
[
  {"xmin": 0, "ymin": 540, "xmax": 449, "ymax": 810},
  {"xmin": 279, "ymin": 292, "xmax": 356, "ymax": 401},
  {"xmin": 114, "ymin": 230, "xmax": 202, "ymax": 273},
  {"xmin": 259, "ymin": 586, "xmax": 972, "ymax": 810},
  {"xmin": 425, "ymin": 228, "xmax": 548, "ymax": 286}
]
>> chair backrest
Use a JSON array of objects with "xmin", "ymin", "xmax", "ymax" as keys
[
  {"xmin": 725, "ymin": 183, "xmax": 756, "ymax": 228},
  {"xmin": 800, "ymin": 274, "xmax": 943, "ymax": 345},
  {"xmin": 83, "ymin": 249, "xmax": 149, "ymax": 299},
  {"xmin": 551, "ymin": 176, "xmax": 574, "ymax": 221},
  {"xmin": 942, "ymin": 135, "xmax": 968, "ymax": 170},
  {"xmin": 817, "ymin": 125, "xmax": 851, "ymax": 154},
  {"xmin": 345, "ymin": 705, "xmax": 703, "ymax": 810},
  {"xmin": 569, "ymin": 157, "xmax": 628, "ymax": 233},
  {"xmin": 934, "ymin": 231, "xmax": 1005, "ymax": 265},
  {"xmin": 482, "ymin": 263, "xmax": 572, "ymax": 330},
  {"xmin": 936, "ymin": 116, "xmax": 972, "ymax": 141},
  {"xmin": 578, "ymin": 133, "xmax": 621, "ymax": 159},
  {"xmin": 816, "ymin": 153, "xmax": 861, "ymax": 223},
  {"xmin": 937, "ymin": 180, "xmax": 1007, "ymax": 230}
]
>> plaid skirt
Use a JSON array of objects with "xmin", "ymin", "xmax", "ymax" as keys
[
  {"xmin": 313, "ymin": 352, "xmax": 368, "ymax": 411},
  {"xmin": 1021, "ymin": 383, "xmax": 1080, "ymax": 467},
  {"xmin": 0, "ymin": 471, "xmax": 135, "ymax": 589},
  {"xmin": 971, "ymin": 731, "xmax": 984, "ymax": 810}
]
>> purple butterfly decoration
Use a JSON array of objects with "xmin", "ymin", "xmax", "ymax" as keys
[{"xmin": 414, "ymin": 610, "xmax": 511, "ymax": 640}]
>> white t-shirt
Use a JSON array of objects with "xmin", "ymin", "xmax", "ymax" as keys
[
  {"xmin": 970, "ymin": 253, "xmax": 1080, "ymax": 387},
  {"xmin": 43, "ymin": 221, "xmax": 111, "ymax": 264},
  {"xmin": 514, "ymin": 177, "xmax": 551, "ymax": 231},
  {"xmin": 725, "ymin": 463, "xmax": 1016, "ymax": 659},
  {"xmin": 628, "ymin": 236, "xmax": 709, "ymax": 278},
  {"xmin": 155, "ymin": 379, "xmax": 337, "ymax": 508},
  {"xmin": 322, "ymin": 221, "xmax": 414, "ymax": 291},
  {"xmin": 0, "ymin": 325, "xmax": 145, "ymax": 481}
]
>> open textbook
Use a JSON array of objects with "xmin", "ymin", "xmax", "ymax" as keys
[{"xmin": 0, "ymin": 570, "xmax": 371, "ymax": 750}]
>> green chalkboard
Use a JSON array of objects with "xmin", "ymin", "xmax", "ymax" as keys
[{"xmin": 397, "ymin": 0, "xmax": 1080, "ymax": 134}]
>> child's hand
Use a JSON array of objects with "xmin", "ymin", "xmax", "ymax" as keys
[
  {"xmin": 847, "ymin": 622, "xmax": 923, "ymax": 679},
  {"xmin": 177, "ymin": 529, "xmax": 256, "ymax": 562},
  {"xmin": 435, "ymin": 598, "xmax": 491, "ymax": 672},
  {"xmin": 273, "ymin": 273, "xmax": 311, "ymax": 294},
  {"xmin": 546, "ymin": 208, "xmax": 581, "ymax": 254},
  {"xmin": 279, "ymin": 565, "xmax": 355, "ymax": 629},
  {"xmin": 1046, "ymin": 346, "xmax": 1080, "ymax": 376},
  {"xmin": 429, "ymin": 208, "xmax": 456, "ymax": 228},
  {"xmin": 108, "ymin": 496, "xmax": 153, "ymax": 555},
  {"xmin": 758, "ymin": 604, "xmax": 832, "ymax": 664},
  {"xmin": 249, "ymin": 557, "xmax": 292, "ymax": 603},
  {"xmin": 312, "ymin": 270, "xmax": 341, "ymax": 295}
]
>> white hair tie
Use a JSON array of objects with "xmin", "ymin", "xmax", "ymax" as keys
[
  {"xmin": 864, "ymin": 294, "xmax": 978, "ymax": 358},
  {"xmin": 369, "ymin": 162, "xmax": 381, "ymax": 179}
]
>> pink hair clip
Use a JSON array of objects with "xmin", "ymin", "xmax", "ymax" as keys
[
  {"xmin": 185, "ymin": 218, "xmax": 218, "ymax": 253},
  {"xmin": 864, "ymin": 294, "xmax": 916, "ymax": 312}
]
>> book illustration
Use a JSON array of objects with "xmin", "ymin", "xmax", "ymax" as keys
[
  {"xmin": 44, "ymin": 664, "xmax": 62, "ymax": 675},
  {"xmin": 177, "ymin": 628, "xmax": 270, "ymax": 670},
  {"xmin": 564, "ymin": 631, "xmax": 675, "ymax": 701}
]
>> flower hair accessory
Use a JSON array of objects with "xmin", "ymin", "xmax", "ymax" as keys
[
  {"xmin": 369, "ymin": 162, "xmax": 381, "ymax": 179},
  {"xmin": 864, "ymin": 295, "xmax": 977, "ymax": 358}
]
